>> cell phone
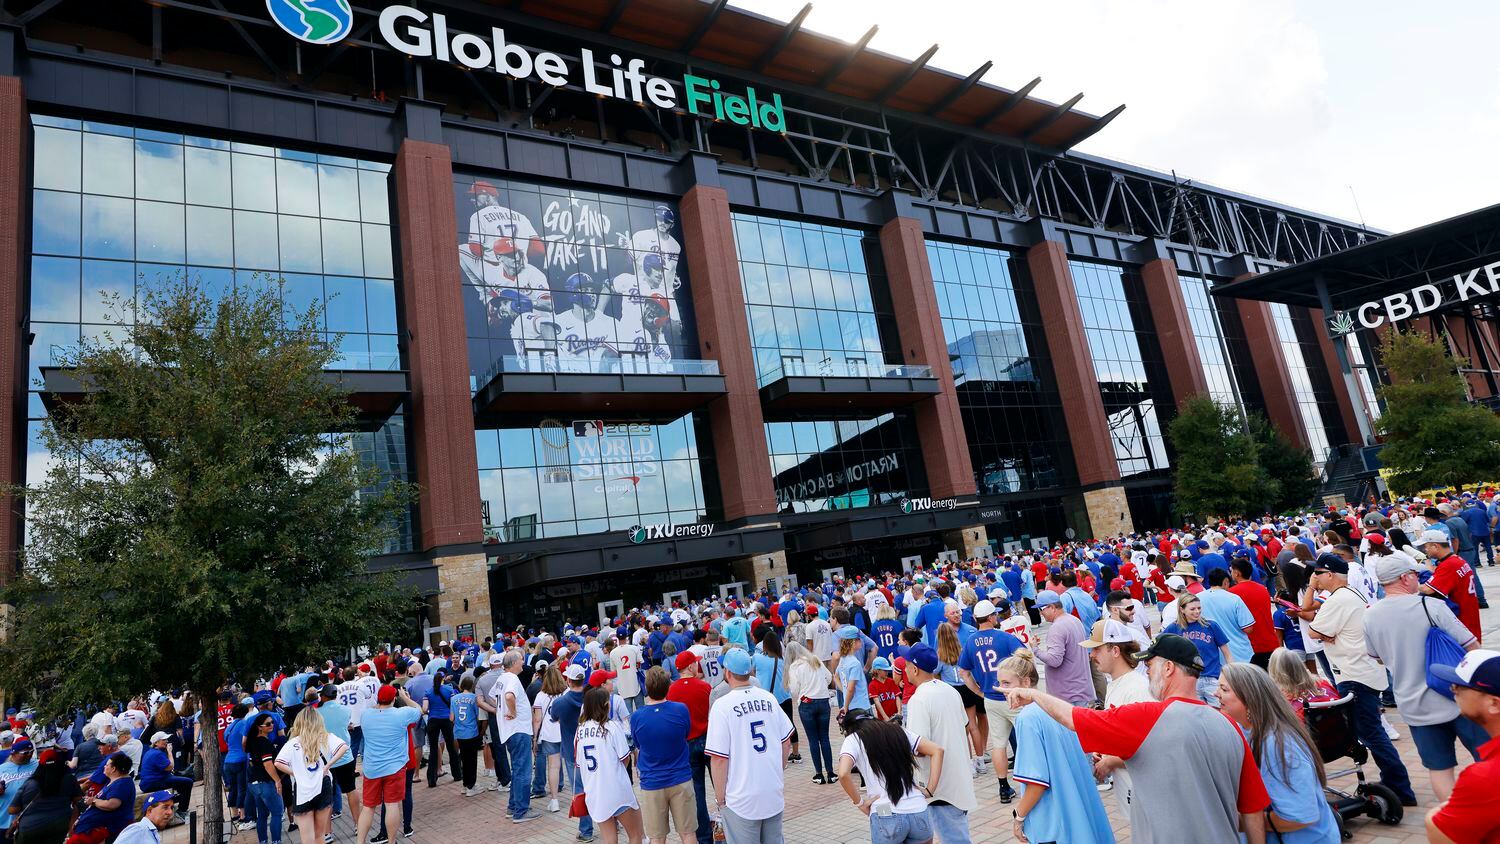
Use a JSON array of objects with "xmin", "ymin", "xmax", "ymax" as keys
[{"xmin": 1274, "ymin": 598, "xmax": 1300, "ymax": 611}]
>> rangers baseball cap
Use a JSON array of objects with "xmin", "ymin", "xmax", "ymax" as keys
[
  {"xmin": 872, "ymin": 657, "xmax": 893, "ymax": 672},
  {"xmin": 376, "ymin": 685, "xmax": 398, "ymax": 705},
  {"xmin": 721, "ymin": 649, "xmax": 753, "ymax": 677},
  {"xmin": 1033, "ymin": 592, "xmax": 1061, "ymax": 608},
  {"xmin": 972, "ymin": 600, "xmax": 997, "ymax": 619},
  {"xmin": 1418, "ymin": 529, "xmax": 1451, "ymax": 546},
  {"xmin": 674, "ymin": 651, "xmax": 699, "ymax": 671},
  {"xmin": 1432, "ymin": 650, "xmax": 1500, "ymax": 696},
  {"xmin": 143, "ymin": 790, "xmax": 176, "ymax": 811}
]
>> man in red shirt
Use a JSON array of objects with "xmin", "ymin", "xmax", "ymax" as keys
[
  {"xmin": 667, "ymin": 650, "xmax": 713, "ymax": 841},
  {"xmin": 1227, "ymin": 557, "xmax": 1279, "ymax": 669},
  {"xmin": 1427, "ymin": 650, "xmax": 1500, "ymax": 843},
  {"xmin": 1422, "ymin": 530, "xmax": 1483, "ymax": 642}
]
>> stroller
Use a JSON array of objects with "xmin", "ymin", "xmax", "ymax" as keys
[{"xmin": 1305, "ymin": 693, "xmax": 1403, "ymax": 837}]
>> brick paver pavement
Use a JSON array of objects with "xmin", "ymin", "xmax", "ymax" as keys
[{"xmin": 165, "ymin": 565, "xmax": 1500, "ymax": 844}]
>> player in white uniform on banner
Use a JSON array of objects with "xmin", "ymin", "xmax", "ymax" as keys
[
  {"xmin": 629, "ymin": 205, "xmax": 681, "ymax": 287},
  {"xmin": 463, "ymin": 180, "xmax": 543, "ymax": 274},
  {"xmin": 550, "ymin": 272, "xmax": 618, "ymax": 370}
]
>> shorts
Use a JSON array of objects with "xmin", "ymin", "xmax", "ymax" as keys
[
  {"xmin": 330, "ymin": 759, "xmax": 357, "ymax": 793},
  {"xmin": 537, "ymin": 739, "xmax": 561, "ymax": 758},
  {"xmin": 361, "ymin": 771, "xmax": 407, "ymax": 808},
  {"xmin": 983, "ymin": 697, "xmax": 1017, "ymax": 755},
  {"xmin": 955, "ymin": 684, "xmax": 983, "ymax": 711},
  {"xmin": 639, "ymin": 780, "xmax": 697, "ymax": 839},
  {"xmin": 1410, "ymin": 718, "xmax": 1490, "ymax": 770},
  {"xmin": 293, "ymin": 777, "xmax": 334, "ymax": 814}
]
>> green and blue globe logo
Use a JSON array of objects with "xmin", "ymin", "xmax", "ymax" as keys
[
  {"xmin": 629, "ymin": 525, "xmax": 647, "ymax": 544},
  {"xmin": 266, "ymin": 0, "xmax": 353, "ymax": 45}
]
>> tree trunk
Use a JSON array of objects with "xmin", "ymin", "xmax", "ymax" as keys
[{"xmin": 197, "ymin": 684, "xmax": 226, "ymax": 844}]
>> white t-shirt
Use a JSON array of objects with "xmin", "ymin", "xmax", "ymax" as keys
[
  {"xmin": 838, "ymin": 729, "xmax": 926, "ymax": 814},
  {"xmin": 1103, "ymin": 671, "xmax": 1154, "ymax": 708},
  {"xmin": 532, "ymin": 692, "xmax": 562, "ymax": 744},
  {"xmin": 275, "ymin": 734, "xmax": 347, "ymax": 804},
  {"xmin": 904, "ymin": 680, "xmax": 976, "ymax": 812},
  {"xmin": 575, "ymin": 720, "xmax": 637, "ymax": 822},
  {"xmin": 806, "ymin": 618, "xmax": 835, "ymax": 662},
  {"xmin": 691, "ymin": 644, "xmax": 725, "ymax": 689},
  {"xmin": 1296, "ymin": 588, "xmax": 1326, "ymax": 654},
  {"xmin": 1310, "ymin": 586, "xmax": 1387, "ymax": 689},
  {"xmin": 611, "ymin": 644, "xmax": 644, "ymax": 699},
  {"xmin": 999, "ymin": 614, "xmax": 1031, "ymax": 648},
  {"xmin": 492, "ymin": 671, "xmax": 531, "ymax": 742},
  {"xmin": 705, "ymin": 686, "xmax": 794, "ymax": 821}
]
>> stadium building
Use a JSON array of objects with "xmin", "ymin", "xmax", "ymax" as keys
[{"xmin": 0, "ymin": 0, "xmax": 1378, "ymax": 637}]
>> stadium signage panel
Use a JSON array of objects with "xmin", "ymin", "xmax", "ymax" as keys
[
  {"xmin": 376, "ymin": 5, "xmax": 787, "ymax": 131},
  {"xmin": 628, "ymin": 522, "xmax": 716, "ymax": 544},
  {"xmin": 899, "ymin": 497, "xmax": 958, "ymax": 514},
  {"xmin": 1344, "ymin": 260, "xmax": 1500, "ymax": 332}
]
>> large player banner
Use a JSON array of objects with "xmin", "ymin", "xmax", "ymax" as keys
[{"xmin": 455, "ymin": 175, "xmax": 696, "ymax": 384}]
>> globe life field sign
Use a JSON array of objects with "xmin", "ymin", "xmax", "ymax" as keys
[{"xmin": 285, "ymin": 4, "xmax": 789, "ymax": 132}]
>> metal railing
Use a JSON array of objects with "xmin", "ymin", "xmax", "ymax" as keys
[
  {"xmin": 761, "ymin": 358, "xmax": 934, "ymax": 381},
  {"xmin": 476, "ymin": 354, "xmax": 721, "ymax": 388}
]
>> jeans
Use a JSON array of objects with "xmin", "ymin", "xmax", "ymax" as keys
[
  {"xmin": 248, "ymin": 780, "xmax": 284, "ymax": 844},
  {"xmin": 226, "ymin": 759, "xmax": 257, "ymax": 822},
  {"xmin": 926, "ymin": 803, "xmax": 972, "ymax": 844},
  {"xmin": 458, "ymin": 736, "xmax": 482, "ymax": 789},
  {"xmin": 376, "ymin": 768, "xmax": 414, "ymax": 833},
  {"xmin": 869, "ymin": 809, "xmax": 932, "ymax": 844},
  {"xmin": 426, "ymin": 717, "xmax": 461, "ymax": 786},
  {"xmin": 1196, "ymin": 675, "xmax": 1221, "ymax": 706},
  {"xmin": 1338, "ymin": 680, "xmax": 1416, "ymax": 803},
  {"xmin": 720, "ymin": 806, "xmax": 782, "ymax": 844},
  {"xmin": 687, "ymin": 736, "xmax": 711, "ymax": 844},
  {"xmin": 530, "ymin": 739, "xmax": 553, "ymax": 798},
  {"xmin": 798, "ymin": 700, "xmax": 833, "ymax": 776},
  {"xmin": 349, "ymin": 725, "xmax": 364, "ymax": 762},
  {"xmin": 504, "ymin": 732, "xmax": 533, "ymax": 819},
  {"xmin": 488, "ymin": 717, "xmax": 510, "ymax": 786},
  {"xmin": 561, "ymin": 735, "xmax": 595, "ymax": 837}
]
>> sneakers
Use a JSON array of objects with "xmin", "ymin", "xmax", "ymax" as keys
[
  {"xmin": 369, "ymin": 832, "xmax": 389, "ymax": 844},
  {"xmin": 402, "ymin": 829, "xmax": 414, "ymax": 840},
  {"xmin": 787, "ymin": 752, "xmax": 802, "ymax": 763},
  {"xmin": 812, "ymin": 774, "xmax": 825, "ymax": 785},
  {"xmin": 575, "ymin": 834, "xmax": 596, "ymax": 843},
  {"xmin": 512, "ymin": 810, "xmax": 542, "ymax": 824},
  {"xmin": 463, "ymin": 786, "xmax": 485, "ymax": 797},
  {"xmin": 483, "ymin": 768, "xmax": 495, "ymax": 779},
  {"xmin": 324, "ymin": 835, "xmax": 335, "ymax": 844},
  {"xmin": 998, "ymin": 781, "xmax": 1016, "ymax": 804},
  {"xmin": 236, "ymin": 821, "xmax": 257, "ymax": 832},
  {"xmin": 491, "ymin": 781, "xmax": 508, "ymax": 792},
  {"xmin": 548, "ymin": 798, "xmax": 560, "ymax": 813}
]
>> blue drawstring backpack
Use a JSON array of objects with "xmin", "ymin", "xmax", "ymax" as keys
[{"xmin": 1422, "ymin": 597, "xmax": 1468, "ymax": 699}]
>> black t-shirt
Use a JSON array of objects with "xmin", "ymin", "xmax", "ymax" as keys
[
  {"xmin": 247, "ymin": 735, "xmax": 278, "ymax": 784},
  {"xmin": 14, "ymin": 775, "xmax": 81, "ymax": 831}
]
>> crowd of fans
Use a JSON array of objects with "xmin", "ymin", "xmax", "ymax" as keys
[{"xmin": 3, "ymin": 494, "xmax": 1500, "ymax": 843}]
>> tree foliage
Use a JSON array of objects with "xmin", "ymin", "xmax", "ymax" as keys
[
  {"xmin": 1168, "ymin": 395, "xmax": 1317, "ymax": 520},
  {"xmin": 1250, "ymin": 413, "xmax": 1319, "ymax": 513},
  {"xmin": 1376, "ymin": 329, "xmax": 1500, "ymax": 494},
  {"xmin": 0, "ymin": 276, "xmax": 418, "ymax": 840}
]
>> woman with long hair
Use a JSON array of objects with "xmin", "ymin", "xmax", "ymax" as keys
[
  {"xmin": 12, "ymin": 748, "xmax": 82, "ymax": 844},
  {"xmin": 1266, "ymin": 647, "xmax": 1340, "ymax": 722},
  {"xmin": 244, "ymin": 713, "xmax": 284, "ymax": 844},
  {"xmin": 1217, "ymin": 663, "xmax": 1340, "ymax": 841},
  {"xmin": 1162, "ymin": 594, "xmax": 1231, "ymax": 704},
  {"xmin": 575, "ymin": 687, "xmax": 643, "ymax": 844},
  {"xmin": 273, "ymin": 707, "xmax": 346, "ymax": 844},
  {"xmin": 834, "ymin": 709, "xmax": 944, "ymax": 843},
  {"xmin": 998, "ymin": 650, "xmax": 1113, "ymax": 844},
  {"xmin": 937, "ymin": 618, "xmax": 984, "ymax": 767},
  {"xmin": 530, "ymin": 665, "xmax": 567, "ymax": 811},
  {"xmin": 784, "ymin": 610, "xmax": 806, "ymax": 655},
  {"xmin": 753, "ymin": 630, "xmax": 799, "ymax": 763},
  {"xmin": 786, "ymin": 641, "xmax": 834, "ymax": 783},
  {"xmin": 834, "ymin": 627, "xmax": 870, "ymax": 721}
]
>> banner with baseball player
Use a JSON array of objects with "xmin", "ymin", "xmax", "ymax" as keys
[{"xmin": 455, "ymin": 175, "xmax": 696, "ymax": 384}]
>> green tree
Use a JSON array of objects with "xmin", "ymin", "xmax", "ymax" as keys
[
  {"xmin": 1376, "ymin": 329, "xmax": 1500, "ymax": 494},
  {"xmin": 1250, "ymin": 412, "xmax": 1318, "ymax": 512},
  {"xmin": 1167, "ymin": 394, "xmax": 1275, "ymax": 520},
  {"xmin": 0, "ymin": 276, "xmax": 417, "ymax": 842}
]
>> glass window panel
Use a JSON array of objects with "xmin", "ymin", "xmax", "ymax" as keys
[
  {"xmin": 185, "ymin": 205, "xmax": 234, "ymax": 267},
  {"xmin": 30, "ymin": 257, "xmax": 80, "ymax": 323},
  {"xmin": 281, "ymin": 274, "xmax": 324, "ymax": 329},
  {"xmin": 367, "ymin": 333, "xmax": 399, "ymax": 370},
  {"xmin": 134, "ymin": 200, "xmax": 185, "ymax": 264},
  {"xmin": 741, "ymin": 263, "xmax": 768, "ymax": 305},
  {"xmin": 362, "ymin": 224, "xmax": 394, "ymax": 279},
  {"xmin": 29, "ymin": 322, "xmax": 80, "ymax": 383},
  {"xmin": 231, "ymin": 152, "xmax": 277, "ymax": 212},
  {"xmin": 134, "ymin": 140, "xmax": 184, "ymax": 203},
  {"xmin": 81, "ymin": 195, "xmax": 134, "ymax": 259},
  {"xmin": 279, "ymin": 214, "xmax": 323, "ymax": 273},
  {"xmin": 233, "ymin": 211, "xmax": 278, "ymax": 270},
  {"xmin": 316, "ymin": 164, "xmax": 360, "ymax": 221},
  {"xmin": 759, "ymin": 223, "xmax": 786, "ymax": 265},
  {"xmin": 33, "ymin": 127, "xmax": 81, "ymax": 192},
  {"xmin": 185, "ymin": 146, "xmax": 231, "ymax": 207},
  {"xmin": 32, "ymin": 190, "xmax": 81, "ymax": 256},
  {"xmin": 357, "ymin": 170, "xmax": 390, "ymax": 224},
  {"xmin": 82, "ymin": 133, "xmax": 134, "ymax": 197},
  {"xmin": 364, "ymin": 279, "xmax": 398, "ymax": 334},
  {"xmin": 319, "ymin": 220, "xmax": 362, "ymax": 276},
  {"xmin": 275, "ymin": 158, "xmax": 321, "ymax": 218},
  {"xmin": 324, "ymin": 275, "xmax": 367, "ymax": 334},
  {"xmin": 82, "ymin": 259, "xmax": 133, "ymax": 324}
]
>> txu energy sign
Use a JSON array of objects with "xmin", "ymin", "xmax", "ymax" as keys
[{"xmin": 374, "ymin": 5, "xmax": 787, "ymax": 131}]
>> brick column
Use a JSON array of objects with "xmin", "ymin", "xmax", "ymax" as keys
[
  {"xmin": 879, "ymin": 217, "xmax": 976, "ymax": 499},
  {"xmin": 1232, "ymin": 287, "xmax": 1308, "ymax": 449},
  {"xmin": 0, "ymin": 77, "xmax": 26, "ymax": 585},
  {"xmin": 1310, "ymin": 307, "xmax": 1362, "ymax": 443},
  {"xmin": 391, "ymin": 120, "xmax": 491, "ymax": 640},
  {"xmin": 1025, "ymin": 240, "xmax": 1129, "ymax": 539},
  {"xmin": 1138, "ymin": 257, "xmax": 1208, "ymax": 407},
  {"xmin": 678, "ymin": 185, "xmax": 778, "ymax": 522}
]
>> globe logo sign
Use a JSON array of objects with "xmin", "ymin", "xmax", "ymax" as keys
[
  {"xmin": 629, "ymin": 525, "xmax": 647, "ymax": 544},
  {"xmin": 899, "ymin": 499, "xmax": 914, "ymax": 515},
  {"xmin": 265, "ymin": 0, "xmax": 353, "ymax": 45}
]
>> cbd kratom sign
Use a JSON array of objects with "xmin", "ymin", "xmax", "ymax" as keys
[
  {"xmin": 628, "ymin": 522, "xmax": 716, "ymax": 544},
  {"xmin": 899, "ymin": 497, "xmax": 958, "ymax": 515},
  {"xmin": 266, "ymin": 3, "xmax": 789, "ymax": 132},
  {"xmin": 1330, "ymin": 259, "xmax": 1500, "ymax": 335}
]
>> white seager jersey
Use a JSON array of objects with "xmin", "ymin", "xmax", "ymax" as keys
[
  {"xmin": 705, "ymin": 685, "xmax": 794, "ymax": 821},
  {"xmin": 575, "ymin": 720, "xmax": 637, "ymax": 822},
  {"xmin": 690, "ymin": 644, "xmax": 725, "ymax": 689},
  {"xmin": 631, "ymin": 228, "xmax": 681, "ymax": 282},
  {"xmin": 611, "ymin": 644, "xmax": 644, "ymax": 699}
]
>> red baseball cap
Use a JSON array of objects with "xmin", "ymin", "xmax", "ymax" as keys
[
  {"xmin": 376, "ymin": 685, "xmax": 397, "ymax": 704},
  {"xmin": 588, "ymin": 670, "xmax": 617, "ymax": 688},
  {"xmin": 675, "ymin": 651, "xmax": 700, "ymax": 671}
]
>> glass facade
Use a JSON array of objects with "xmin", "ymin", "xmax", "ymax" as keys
[
  {"xmin": 1347, "ymin": 334, "xmax": 1382, "ymax": 425},
  {"xmin": 928, "ymin": 240, "xmax": 1069, "ymax": 493},
  {"xmin": 732, "ymin": 214, "xmax": 893, "ymax": 386},
  {"xmin": 1070, "ymin": 260, "xmax": 1171, "ymax": 477},
  {"xmin": 1179, "ymin": 273, "xmax": 1243, "ymax": 411},
  {"xmin": 27, "ymin": 116, "xmax": 412, "ymax": 551},
  {"xmin": 453, "ymin": 175, "xmax": 698, "ymax": 387},
  {"xmin": 767, "ymin": 413, "xmax": 926, "ymax": 513},
  {"xmin": 1269, "ymin": 302, "xmax": 1333, "ymax": 464},
  {"xmin": 477, "ymin": 416, "xmax": 713, "ymax": 541}
]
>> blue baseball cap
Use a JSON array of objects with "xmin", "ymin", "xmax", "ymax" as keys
[
  {"xmin": 1432, "ymin": 649, "xmax": 1500, "ymax": 696},
  {"xmin": 1034, "ymin": 592, "xmax": 1062, "ymax": 608},
  {"xmin": 836, "ymin": 625, "xmax": 860, "ymax": 640},
  {"xmin": 872, "ymin": 657, "xmax": 893, "ymax": 672},
  {"xmin": 907, "ymin": 644, "xmax": 940, "ymax": 673},
  {"xmin": 143, "ymin": 790, "xmax": 176, "ymax": 810},
  {"xmin": 721, "ymin": 649, "xmax": 753, "ymax": 676}
]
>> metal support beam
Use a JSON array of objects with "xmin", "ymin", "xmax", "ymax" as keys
[
  {"xmin": 1314, "ymin": 272, "xmax": 1374, "ymax": 445},
  {"xmin": 1019, "ymin": 92, "xmax": 1083, "ymax": 141},
  {"xmin": 752, "ymin": 3, "xmax": 811, "ymax": 73},
  {"xmin": 874, "ymin": 43, "xmax": 938, "ymax": 104},
  {"xmin": 814, "ymin": 24, "xmax": 877, "ymax": 87},
  {"xmin": 601, "ymin": 0, "xmax": 633, "ymax": 33},
  {"xmin": 1058, "ymin": 103, "xmax": 1124, "ymax": 150},
  {"xmin": 16, "ymin": 0, "xmax": 64, "ymax": 25},
  {"xmin": 925, "ymin": 60, "xmax": 991, "ymax": 116},
  {"xmin": 207, "ymin": 0, "xmax": 285, "ymax": 82},
  {"xmin": 680, "ymin": 0, "xmax": 729, "ymax": 54},
  {"xmin": 972, "ymin": 76, "xmax": 1040, "ymax": 129}
]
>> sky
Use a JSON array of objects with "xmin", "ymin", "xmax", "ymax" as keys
[{"xmin": 732, "ymin": 0, "xmax": 1500, "ymax": 234}]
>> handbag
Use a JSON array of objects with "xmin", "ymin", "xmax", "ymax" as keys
[
  {"xmin": 568, "ymin": 791, "xmax": 589, "ymax": 818},
  {"xmin": 1421, "ymin": 597, "xmax": 1468, "ymax": 700}
]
